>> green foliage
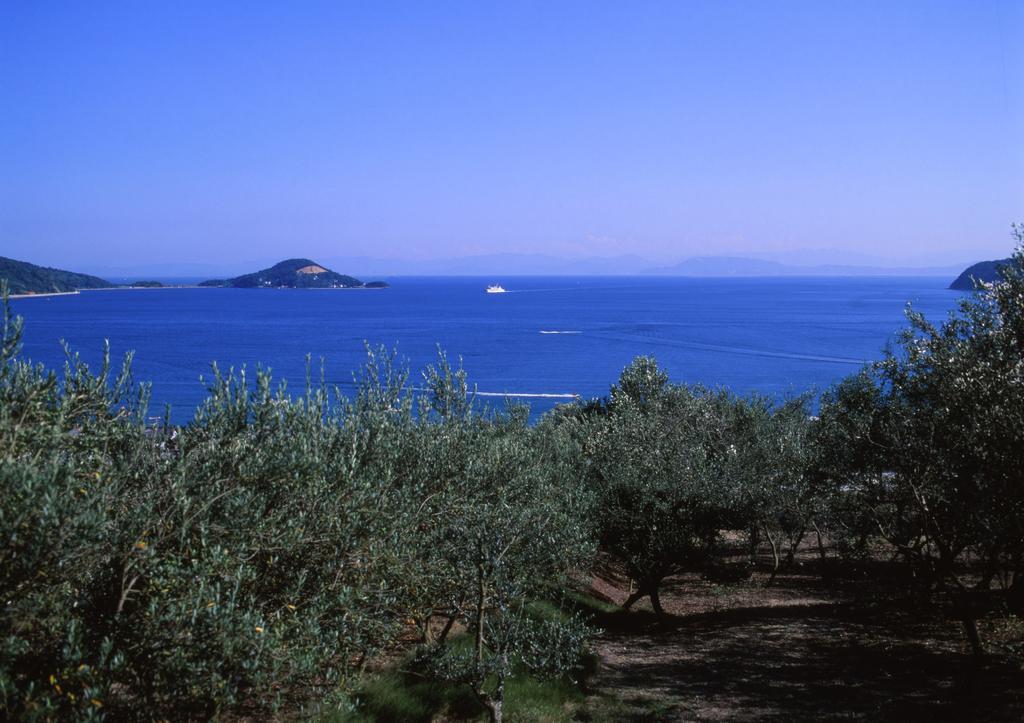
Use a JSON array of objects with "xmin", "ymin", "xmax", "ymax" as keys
[
  {"xmin": 199, "ymin": 258, "xmax": 378, "ymax": 289},
  {"xmin": 328, "ymin": 650, "xmax": 589, "ymax": 723},
  {"xmin": 330, "ymin": 597, "xmax": 596, "ymax": 723},
  {"xmin": 398, "ymin": 354, "xmax": 596, "ymax": 721},
  {"xmin": 0, "ymin": 257, "xmax": 113, "ymax": 295},
  {"xmin": 575, "ymin": 359, "xmax": 725, "ymax": 610},
  {"xmin": 0, "ymin": 285, "xmax": 594, "ymax": 720},
  {"xmin": 569, "ymin": 356, "xmax": 825, "ymax": 609},
  {"xmin": 817, "ymin": 226, "xmax": 1024, "ymax": 652}
]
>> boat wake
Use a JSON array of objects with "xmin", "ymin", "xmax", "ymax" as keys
[
  {"xmin": 587, "ymin": 330, "xmax": 867, "ymax": 366},
  {"xmin": 356, "ymin": 383, "xmax": 580, "ymax": 401},
  {"xmin": 539, "ymin": 330, "xmax": 582, "ymax": 335},
  {"xmin": 502, "ymin": 286, "xmax": 592, "ymax": 294},
  {"xmin": 475, "ymin": 391, "xmax": 580, "ymax": 399}
]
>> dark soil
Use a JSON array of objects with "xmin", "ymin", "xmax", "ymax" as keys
[{"xmin": 582, "ymin": 554, "xmax": 1024, "ymax": 722}]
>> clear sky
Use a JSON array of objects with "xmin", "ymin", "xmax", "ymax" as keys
[{"xmin": 1, "ymin": 1, "xmax": 1022, "ymax": 269}]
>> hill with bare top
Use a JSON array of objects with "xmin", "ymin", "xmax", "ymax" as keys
[{"xmin": 199, "ymin": 258, "xmax": 387, "ymax": 289}]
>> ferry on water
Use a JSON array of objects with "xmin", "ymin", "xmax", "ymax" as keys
[{"xmin": 486, "ymin": 284, "xmax": 507, "ymax": 294}]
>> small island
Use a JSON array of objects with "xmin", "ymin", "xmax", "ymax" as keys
[{"xmin": 199, "ymin": 258, "xmax": 387, "ymax": 289}]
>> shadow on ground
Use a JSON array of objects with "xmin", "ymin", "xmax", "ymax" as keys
[{"xmin": 582, "ymin": 564, "xmax": 1024, "ymax": 722}]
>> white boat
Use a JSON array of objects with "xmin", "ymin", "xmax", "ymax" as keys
[{"xmin": 486, "ymin": 284, "xmax": 506, "ymax": 294}]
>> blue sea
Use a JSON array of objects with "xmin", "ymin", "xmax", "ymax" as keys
[{"xmin": 11, "ymin": 277, "xmax": 963, "ymax": 423}]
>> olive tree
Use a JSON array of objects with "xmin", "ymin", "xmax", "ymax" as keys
[
  {"xmin": 411, "ymin": 355, "xmax": 597, "ymax": 723},
  {"xmin": 584, "ymin": 357, "xmax": 732, "ymax": 614},
  {"xmin": 823, "ymin": 229, "xmax": 1024, "ymax": 654},
  {"xmin": 742, "ymin": 396, "xmax": 821, "ymax": 582}
]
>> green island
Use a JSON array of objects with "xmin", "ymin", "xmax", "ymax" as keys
[
  {"xmin": 199, "ymin": 258, "xmax": 387, "ymax": 289},
  {"xmin": 1, "ymin": 232, "xmax": 1023, "ymax": 721},
  {"xmin": 949, "ymin": 257, "xmax": 1015, "ymax": 290}
]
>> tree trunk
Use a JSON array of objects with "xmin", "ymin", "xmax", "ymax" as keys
[
  {"xmin": 961, "ymin": 616, "xmax": 984, "ymax": 658},
  {"xmin": 948, "ymin": 571, "xmax": 986, "ymax": 658},
  {"xmin": 475, "ymin": 563, "xmax": 486, "ymax": 666},
  {"xmin": 622, "ymin": 589, "xmax": 644, "ymax": 611},
  {"xmin": 812, "ymin": 520, "xmax": 827, "ymax": 562},
  {"xmin": 490, "ymin": 653, "xmax": 507, "ymax": 723},
  {"xmin": 784, "ymin": 527, "xmax": 807, "ymax": 567},
  {"xmin": 974, "ymin": 549, "xmax": 1002, "ymax": 591},
  {"xmin": 649, "ymin": 586, "xmax": 664, "ymax": 616},
  {"xmin": 749, "ymin": 524, "xmax": 761, "ymax": 564},
  {"xmin": 477, "ymin": 689, "xmax": 502, "ymax": 723},
  {"xmin": 1009, "ymin": 574, "xmax": 1024, "ymax": 616},
  {"xmin": 474, "ymin": 556, "xmax": 500, "ymax": 721},
  {"xmin": 764, "ymin": 523, "xmax": 780, "ymax": 587},
  {"xmin": 955, "ymin": 595, "xmax": 985, "ymax": 659},
  {"xmin": 436, "ymin": 611, "xmax": 458, "ymax": 645},
  {"xmin": 484, "ymin": 697, "xmax": 502, "ymax": 723},
  {"xmin": 622, "ymin": 578, "xmax": 665, "ymax": 615}
]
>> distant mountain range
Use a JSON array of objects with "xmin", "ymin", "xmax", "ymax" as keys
[
  {"xmin": 948, "ymin": 258, "xmax": 1014, "ymax": 290},
  {"xmin": 1, "ymin": 256, "xmax": 113, "ymax": 295},
  {"xmin": 301, "ymin": 253, "xmax": 963, "ymax": 278},
  {"xmin": 645, "ymin": 256, "xmax": 966, "ymax": 277},
  {"xmin": 199, "ymin": 258, "xmax": 387, "ymax": 289},
  {"xmin": 313, "ymin": 253, "xmax": 655, "ymax": 277}
]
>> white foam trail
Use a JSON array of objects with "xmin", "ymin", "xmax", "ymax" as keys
[
  {"xmin": 504, "ymin": 286, "xmax": 589, "ymax": 293},
  {"xmin": 406, "ymin": 386, "xmax": 578, "ymax": 399},
  {"xmin": 475, "ymin": 391, "xmax": 580, "ymax": 399},
  {"xmin": 539, "ymin": 330, "xmax": 582, "ymax": 335},
  {"xmin": 587, "ymin": 331, "xmax": 866, "ymax": 365}
]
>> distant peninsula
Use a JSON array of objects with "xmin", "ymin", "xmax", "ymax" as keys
[
  {"xmin": 1, "ymin": 256, "xmax": 113, "ymax": 295},
  {"xmin": 199, "ymin": 258, "xmax": 387, "ymax": 289},
  {"xmin": 949, "ymin": 258, "xmax": 1012, "ymax": 290}
]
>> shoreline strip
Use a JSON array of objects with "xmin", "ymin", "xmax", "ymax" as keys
[{"xmin": 9, "ymin": 290, "xmax": 81, "ymax": 299}]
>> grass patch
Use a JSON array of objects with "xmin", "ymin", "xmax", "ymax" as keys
[
  {"xmin": 329, "ymin": 669, "xmax": 481, "ymax": 722},
  {"xmin": 320, "ymin": 593, "xmax": 604, "ymax": 722},
  {"xmin": 563, "ymin": 589, "xmax": 620, "ymax": 615},
  {"xmin": 323, "ymin": 660, "xmax": 592, "ymax": 722},
  {"xmin": 504, "ymin": 673, "xmax": 586, "ymax": 721}
]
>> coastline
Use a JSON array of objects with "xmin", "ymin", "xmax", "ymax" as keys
[
  {"xmin": 9, "ymin": 290, "xmax": 81, "ymax": 300},
  {"xmin": 9, "ymin": 285, "xmax": 389, "ymax": 299},
  {"xmin": 81, "ymin": 285, "xmax": 388, "ymax": 291}
]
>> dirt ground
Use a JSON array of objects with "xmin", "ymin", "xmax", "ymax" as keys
[{"xmin": 581, "ymin": 555, "xmax": 1024, "ymax": 722}]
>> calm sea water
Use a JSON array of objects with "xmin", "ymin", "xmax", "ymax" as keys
[{"xmin": 11, "ymin": 277, "xmax": 963, "ymax": 423}]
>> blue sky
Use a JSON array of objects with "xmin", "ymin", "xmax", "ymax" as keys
[{"xmin": 1, "ymin": 1, "xmax": 1022, "ymax": 270}]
